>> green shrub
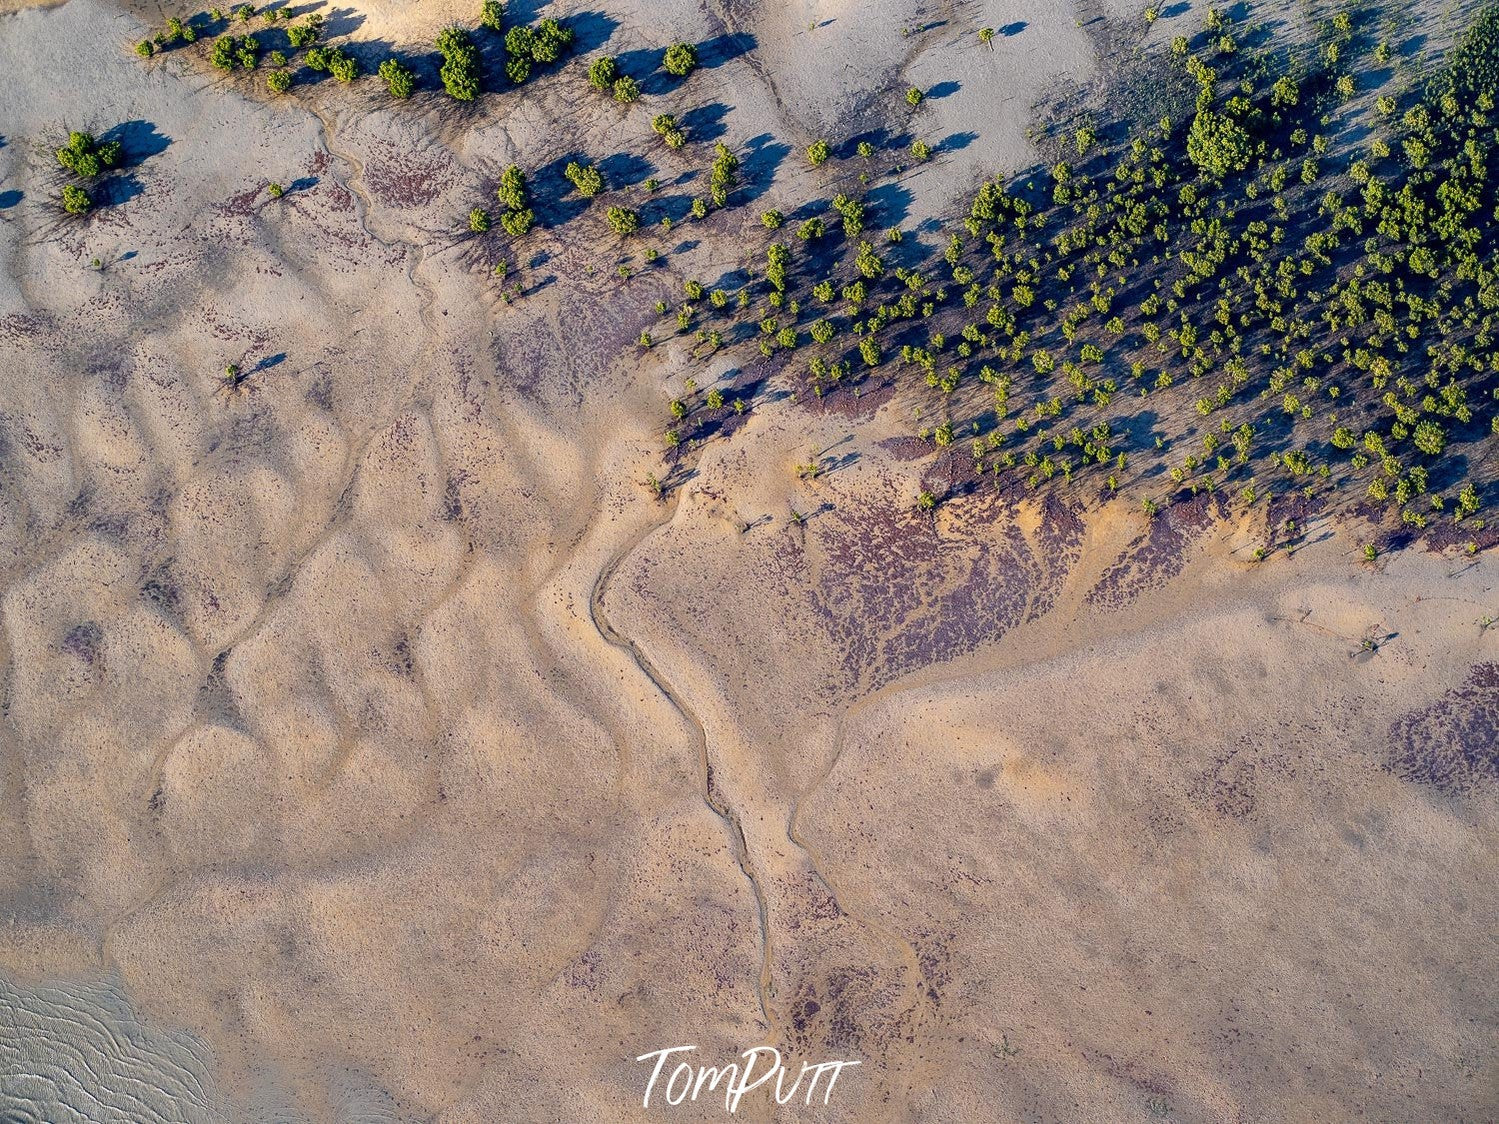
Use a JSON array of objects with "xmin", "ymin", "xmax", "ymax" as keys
[
  {"xmin": 588, "ymin": 55, "xmax": 618, "ymax": 90},
  {"xmin": 480, "ymin": 0, "xmax": 504, "ymax": 31},
  {"xmin": 607, "ymin": 206, "xmax": 640, "ymax": 235},
  {"xmin": 807, "ymin": 139, "xmax": 831, "ymax": 166},
  {"xmin": 663, "ymin": 41, "xmax": 697, "ymax": 76},
  {"xmin": 266, "ymin": 68, "xmax": 292, "ymax": 93},
  {"xmin": 612, "ymin": 75, "xmax": 640, "ymax": 102},
  {"xmin": 61, "ymin": 184, "xmax": 91, "ymax": 214},
  {"xmin": 564, "ymin": 160, "xmax": 605, "ymax": 198},
  {"xmin": 437, "ymin": 26, "xmax": 482, "ymax": 99},
  {"xmin": 378, "ymin": 57, "xmax": 416, "ymax": 98}
]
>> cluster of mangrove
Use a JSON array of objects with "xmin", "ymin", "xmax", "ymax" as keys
[{"xmin": 645, "ymin": 2, "xmax": 1499, "ymax": 543}]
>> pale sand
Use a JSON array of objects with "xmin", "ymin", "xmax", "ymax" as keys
[{"xmin": 0, "ymin": 0, "xmax": 1496, "ymax": 1120}]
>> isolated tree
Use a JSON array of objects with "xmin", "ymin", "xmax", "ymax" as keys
[
  {"xmin": 612, "ymin": 75, "xmax": 641, "ymax": 102},
  {"xmin": 588, "ymin": 55, "xmax": 618, "ymax": 91},
  {"xmin": 808, "ymin": 140, "xmax": 831, "ymax": 166},
  {"xmin": 564, "ymin": 160, "xmax": 605, "ymax": 197},
  {"xmin": 607, "ymin": 206, "xmax": 641, "ymax": 235},
  {"xmin": 978, "ymin": 26, "xmax": 995, "ymax": 47},
  {"xmin": 480, "ymin": 0, "xmax": 504, "ymax": 32},
  {"xmin": 327, "ymin": 50, "xmax": 358, "ymax": 81},
  {"xmin": 470, "ymin": 207, "xmax": 491, "ymax": 232},
  {"xmin": 906, "ymin": 86, "xmax": 924, "ymax": 106},
  {"xmin": 663, "ymin": 41, "xmax": 698, "ymax": 77},
  {"xmin": 266, "ymin": 67, "xmax": 292, "ymax": 93},
  {"xmin": 497, "ymin": 164, "xmax": 528, "ymax": 211},
  {"xmin": 499, "ymin": 207, "xmax": 534, "ymax": 236}
]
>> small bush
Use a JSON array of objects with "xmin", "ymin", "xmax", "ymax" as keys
[
  {"xmin": 564, "ymin": 160, "xmax": 605, "ymax": 198},
  {"xmin": 607, "ymin": 206, "xmax": 640, "ymax": 235},
  {"xmin": 663, "ymin": 41, "xmax": 697, "ymax": 77},
  {"xmin": 378, "ymin": 57, "xmax": 416, "ymax": 98},
  {"xmin": 61, "ymin": 184, "xmax": 92, "ymax": 214},
  {"xmin": 588, "ymin": 55, "xmax": 617, "ymax": 90}
]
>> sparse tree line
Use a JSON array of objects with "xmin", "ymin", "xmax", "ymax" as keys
[{"xmin": 135, "ymin": 1, "xmax": 707, "ymax": 108}]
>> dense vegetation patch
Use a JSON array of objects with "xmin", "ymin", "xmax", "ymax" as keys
[{"xmin": 651, "ymin": 2, "xmax": 1499, "ymax": 542}]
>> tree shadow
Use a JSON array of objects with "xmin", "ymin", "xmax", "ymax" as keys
[
  {"xmin": 0, "ymin": 190, "xmax": 21, "ymax": 210},
  {"xmin": 568, "ymin": 10, "xmax": 620, "ymax": 54},
  {"xmin": 597, "ymin": 150, "xmax": 656, "ymax": 189},
  {"xmin": 867, "ymin": 181, "xmax": 913, "ymax": 227},
  {"xmin": 101, "ymin": 120, "xmax": 172, "ymax": 167},
  {"xmin": 698, "ymin": 32, "xmax": 755, "ymax": 69},
  {"xmin": 936, "ymin": 131, "xmax": 978, "ymax": 154},
  {"xmin": 529, "ymin": 153, "xmax": 593, "ymax": 227},
  {"xmin": 319, "ymin": 5, "xmax": 365, "ymax": 37},
  {"xmin": 1000, "ymin": 21, "xmax": 1027, "ymax": 36},
  {"xmin": 95, "ymin": 173, "xmax": 145, "ymax": 206},
  {"xmin": 738, "ymin": 134, "xmax": 790, "ymax": 205},
  {"xmin": 927, "ymin": 80, "xmax": 960, "ymax": 100},
  {"xmin": 682, "ymin": 102, "xmax": 729, "ymax": 144}
]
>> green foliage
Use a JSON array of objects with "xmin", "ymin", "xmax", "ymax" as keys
[
  {"xmin": 327, "ymin": 49, "xmax": 358, "ymax": 82},
  {"xmin": 266, "ymin": 67, "xmax": 292, "ymax": 93},
  {"xmin": 761, "ymin": 209, "xmax": 784, "ymax": 229},
  {"xmin": 136, "ymin": 39, "xmax": 154, "ymax": 58},
  {"xmin": 496, "ymin": 164, "xmax": 528, "ymax": 211},
  {"xmin": 709, "ymin": 142, "xmax": 739, "ymax": 207},
  {"xmin": 61, "ymin": 184, "xmax": 91, "ymax": 214},
  {"xmin": 807, "ymin": 139, "xmax": 831, "ymax": 166},
  {"xmin": 663, "ymin": 41, "xmax": 698, "ymax": 77},
  {"xmin": 612, "ymin": 75, "xmax": 641, "ymax": 102},
  {"xmin": 379, "ymin": 57, "xmax": 416, "ymax": 98},
  {"xmin": 469, "ymin": 207, "xmax": 491, "ymax": 232},
  {"xmin": 564, "ymin": 160, "xmax": 605, "ymax": 198},
  {"xmin": 588, "ymin": 55, "xmax": 618, "ymax": 91},
  {"xmin": 437, "ymin": 26, "xmax": 482, "ymax": 99},
  {"xmin": 499, "ymin": 208, "xmax": 534, "ymax": 236},
  {"xmin": 906, "ymin": 86, "xmax": 924, "ymax": 106},
  {"xmin": 56, "ymin": 132, "xmax": 121, "ymax": 178},
  {"xmin": 480, "ymin": 0, "xmax": 504, "ymax": 32},
  {"xmin": 1186, "ymin": 107, "xmax": 1251, "ymax": 178},
  {"xmin": 504, "ymin": 17, "xmax": 573, "ymax": 83},
  {"xmin": 607, "ymin": 206, "xmax": 641, "ymax": 235}
]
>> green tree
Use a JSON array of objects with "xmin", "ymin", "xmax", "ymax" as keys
[
  {"xmin": 612, "ymin": 75, "xmax": 641, "ymax": 102},
  {"xmin": 378, "ymin": 57, "xmax": 416, "ymax": 98},
  {"xmin": 480, "ymin": 0, "xmax": 504, "ymax": 32},
  {"xmin": 469, "ymin": 207, "xmax": 492, "ymax": 232},
  {"xmin": 663, "ymin": 41, "xmax": 698, "ymax": 77},
  {"xmin": 588, "ymin": 55, "xmax": 618, "ymax": 90},
  {"xmin": 564, "ymin": 160, "xmax": 605, "ymax": 198},
  {"xmin": 607, "ymin": 206, "xmax": 641, "ymax": 235},
  {"xmin": 437, "ymin": 26, "xmax": 482, "ymax": 99},
  {"xmin": 61, "ymin": 184, "xmax": 91, "ymax": 214},
  {"xmin": 808, "ymin": 139, "xmax": 831, "ymax": 166},
  {"xmin": 1186, "ymin": 107, "xmax": 1251, "ymax": 178},
  {"xmin": 266, "ymin": 67, "xmax": 292, "ymax": 93}
]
